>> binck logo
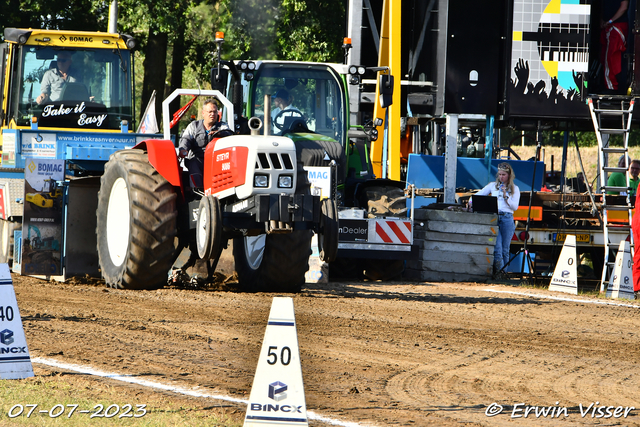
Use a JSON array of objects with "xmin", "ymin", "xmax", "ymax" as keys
[
  {"xmin": 561, "ymin": 270, "xmax": 570, "ymax": 278},
  {"xmin": 247, "ymin": 381, "xmax": 303, "ymax": 414},
  {"xmin": 0, "ymin": 329, "xmax": 26, "ymax": 354},
  {"xmin": 249, "ymin": 403, "xmax": 302, "ymax": 413},
  {"xmin": 0, "ymin": 347, "xmax": 26, "ymax": 354},
  {"xmin": 0, "ymin": 329, "xmax": 14, "ymax": 346},
  {"xmin": 268, "ymin": 381, "xmax": 287, "ymax": 401}
]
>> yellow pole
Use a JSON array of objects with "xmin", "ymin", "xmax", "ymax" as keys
[
  {"xmin": 387, "ymin": 0, "xmax": 401, "ymax": 180},
  {"xmin": 370, "ymin": 0, "xmax": 401, "ymax": 180},
  {"xmin": 370, "ymin": 0, "xmax": 390, "ymax": 178}
]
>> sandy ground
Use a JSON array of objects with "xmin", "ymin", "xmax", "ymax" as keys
[{"xmin": 7, "ymin": 274, "xmax": 640, "ymax": 426}]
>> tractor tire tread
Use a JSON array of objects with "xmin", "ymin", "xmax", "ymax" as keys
[{"xmin": 97, "ymin": 150, "xmax": 178, "ymax": 290}]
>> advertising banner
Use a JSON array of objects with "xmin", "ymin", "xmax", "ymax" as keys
[
  {"xmin": 21, "ymin": 158, "xmax": 64, "ymax": 276},
  {"xmin": 508, "ymin": 0, "xmax": 591, "ymax": 119}
]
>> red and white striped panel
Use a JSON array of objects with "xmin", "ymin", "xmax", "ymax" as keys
[{"xmin": 370, "ymin": 219, "xmax": 412, "ymax": 245}]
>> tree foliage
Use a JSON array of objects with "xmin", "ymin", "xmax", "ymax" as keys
[
  {"xmin": 1, "ymin": 0, "xmax": 348, "ymax": 126},
  {"xmin": 187, "ymin": 0, "xmax": 347, "ymax": 81},
  {"xmin": 0, "ymin": 0, "xmax": 109, "ymax": 31},
  {"xmin": 275, "ymin": 0, "xmax": 346, "ymax": 62},
  {"xmin": 215, "ymin": 0, "xmax": 279, "ymax": 59},
  {"xmin": 117, "ymin": 0, "xmax": 198, "ymax": 123}
]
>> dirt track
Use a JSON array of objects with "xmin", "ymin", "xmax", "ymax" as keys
[{"xmin": 10, "ymin": 274, "xmax": 640, "ymax": 426}]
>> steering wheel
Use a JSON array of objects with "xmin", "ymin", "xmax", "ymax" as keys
[
  {"xmin": 273, "ymin": 109, "xmax": 305, "ymax": 132},
  {"xmin": 210, "ymin": 128, "xmax": 234, "ymax": 139}
]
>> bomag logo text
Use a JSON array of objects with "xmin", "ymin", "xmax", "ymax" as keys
[
  {"xmin": 69, "ymin": 36, "xmax": 93, "ymax": 42},
  {"xmin": 307, "ymin": 170, "xmax": 329, "ymax": 180},
  {"xmin": 38, "ymin": 164, "xmax": 63, "ymax": 173}
]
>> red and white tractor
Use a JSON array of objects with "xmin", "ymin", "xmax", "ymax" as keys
[{"xmin": 95, "ymin": 89, "xmax": 339, "ymax": 292}]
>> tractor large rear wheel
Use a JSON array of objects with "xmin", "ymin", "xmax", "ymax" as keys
[
  {"xmin": 233, "ymin": 230, "xmax": 312, "ymax": 293},
  {"xmin": 96, "ymin": 150, "xmax": 178, "ymax": 289}
]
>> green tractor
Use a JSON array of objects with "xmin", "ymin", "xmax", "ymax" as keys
[{"xmin": 214, "ymin": 41, "xmax": 415, "ymax": 280}]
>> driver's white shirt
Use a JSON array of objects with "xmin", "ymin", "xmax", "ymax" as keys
[{"xmin": 271, "ymin": 104, "xmax": 297, "ymax": 132}]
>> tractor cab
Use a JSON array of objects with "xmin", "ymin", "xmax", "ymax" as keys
[
  {"xmin": 232, "ymin": 61, "xmax": 348, "ymax": 143},
  {"xmin": 1, "ymin": 28, "xmax": 135, "ymax": 131},
  {"xmin": 220, "ymin": 60, "xmax": 349, "ymax": 189}
]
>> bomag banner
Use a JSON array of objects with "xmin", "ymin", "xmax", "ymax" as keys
[{"xmin": 21, "ymin": 158, "xmax": 64, "ymax": 276}]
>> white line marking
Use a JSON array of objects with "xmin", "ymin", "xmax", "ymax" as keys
[
  {"xmin": 482, "ymin": 289, "xmax": 639, "ymax": 308},
  {"xmin": 32, "ymin": 357, "xmax": 373, "ymax": 427}
]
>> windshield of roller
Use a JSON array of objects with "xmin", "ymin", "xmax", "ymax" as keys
[{"xmin": 8, "ymin": 45, "xmax": 133, "ymax": 130}]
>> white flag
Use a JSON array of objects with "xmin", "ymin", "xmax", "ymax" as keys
[{"xmin": 137, "ymin": 90, "xmax": 159, "ymax": 134}]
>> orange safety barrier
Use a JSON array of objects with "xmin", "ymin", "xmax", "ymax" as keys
[{"xmin": 513, "ymin": 206, "xmax": 543, "ymax": 222}]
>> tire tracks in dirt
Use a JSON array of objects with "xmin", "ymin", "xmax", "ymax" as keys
[{"xmin": 13, "ymin": 277, "xmax": 640, "ymax": 426}]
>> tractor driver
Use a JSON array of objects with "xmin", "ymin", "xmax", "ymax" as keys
[
  {"xmin": 36, "ymin": 51, "xmax": 79, "ymax": 104},
  {"xmin": 271, "ymin": 89, "xmax": 302, "ymax": 134},
  {"xmin": 178, "ymin": 98, "xmax": 231, "ymax": 188}
]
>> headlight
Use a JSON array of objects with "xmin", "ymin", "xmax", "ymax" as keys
[
  {"xmin": 278, "ymin": 175, "xmax": 293, "ymax": 188},
  {"xmin": 254, "ymin": 175, "xmax": 269, "ymax": 187}
]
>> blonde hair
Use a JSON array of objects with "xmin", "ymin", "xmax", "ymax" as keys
[{"xmin": 495, "ymin": 162, "xmax": 516, "ymax": 193}]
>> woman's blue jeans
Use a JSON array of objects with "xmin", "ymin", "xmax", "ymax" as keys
[{"xmin": 495, "ymin": 213, "xmax": 515, "ymax": 271}]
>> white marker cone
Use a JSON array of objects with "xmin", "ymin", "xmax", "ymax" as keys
[
  {"xmin": 0, "ymin": 263, "xmax": 34, "ymax": 380},
  {"xmin": 606, "ymin": 240, "xmax": 635, "ymax": 300},
  {"xmin": 549, "ymin": 235, "xmax": 578, "ymax": 295},
  {"xmin": 244, "ymin": 297, "xmax": 308, "ymax": 427}
]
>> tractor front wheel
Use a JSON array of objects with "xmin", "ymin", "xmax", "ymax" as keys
[{"xmin": 196, "ymin": 195, "xmax": 223, "ymax": 261}]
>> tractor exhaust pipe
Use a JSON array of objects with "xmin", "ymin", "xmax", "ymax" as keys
[
  {"xmin": 263, "ymin": 94, "xmax": 271, "ymax": 136},
  {"xmin": 248, "ymin": 117, "xmax": 262, "ymax": 135}
]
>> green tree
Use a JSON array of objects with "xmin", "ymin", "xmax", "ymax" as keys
[
  {"xmin": 275, "ymin": 0, "xmax": 346, "ymax": 62},
  {"xmin": 183, "ymin": 1, "xmax": 228, "ymax": 85},
  {"xmin": 117, "ymin": 0, "xmax": 346, "ymax": 128},
  {"xmin": 214, "ymin": 0, "xmax": 279, "ymax": 59},
  {"xmin": 0, "ymin": 0, "xmax": 108, "ymax": 32},
  {"xmin": 119, "ymin": 0, "xmax": 197, "ymax": 126}
]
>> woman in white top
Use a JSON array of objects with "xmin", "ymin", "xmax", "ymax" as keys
[{"xmin": 476, "ymin": 163, "xmax": 521, "ymax": 275}]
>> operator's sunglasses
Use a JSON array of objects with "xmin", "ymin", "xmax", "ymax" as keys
[{"xmin": 57, "ymin": 58, "xmax": 71, "ymax": 63}]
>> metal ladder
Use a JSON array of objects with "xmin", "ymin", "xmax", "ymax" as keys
[{"xmin": 588, "ymin": 97, "xmax": 635, "ymax": 292}]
